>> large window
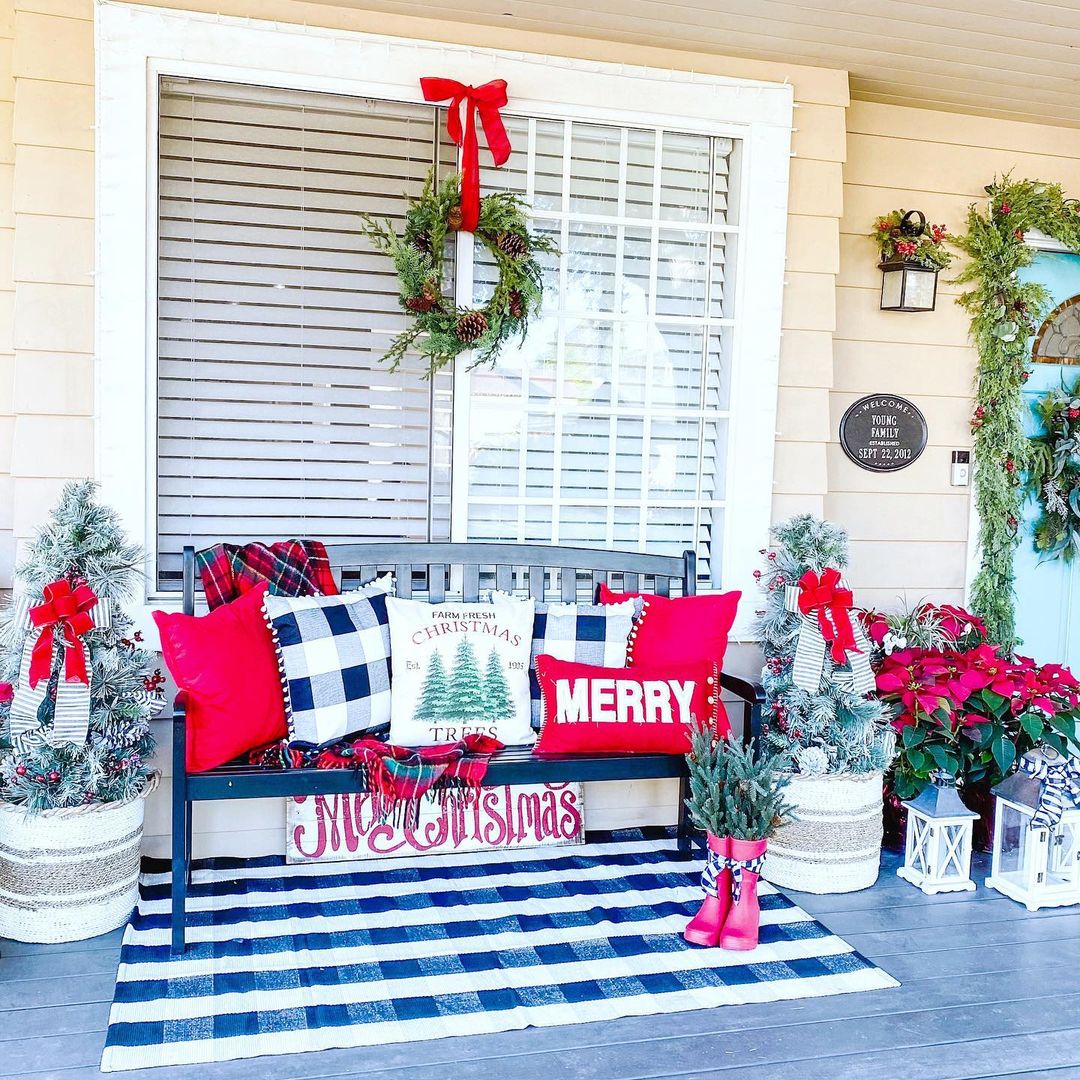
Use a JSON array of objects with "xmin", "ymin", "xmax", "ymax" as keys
[
  {"xmin": 98, "ymin": 5, "xmax": 792, "ymax": 631},
  {"xmin": 155, "ymin": 79, "xmax": 738, "ymax": 590}
]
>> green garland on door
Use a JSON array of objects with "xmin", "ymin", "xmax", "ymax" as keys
[{"xmin": 954, "ymin": 177, "xmax": 1080, "ymax": 649}]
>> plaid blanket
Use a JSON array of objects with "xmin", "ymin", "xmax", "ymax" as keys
[
  {"xmin": 249, "ymin": 734, "xmax": 504, "ymax": 825},
  {"xmin": 196, "ymin": 540, "xmax": 338, "ymax": 610}
]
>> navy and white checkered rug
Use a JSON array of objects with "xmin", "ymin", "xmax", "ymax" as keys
[{"xmin": 101, "ymin": 830, "xmax": 898, "ymax": 1071}]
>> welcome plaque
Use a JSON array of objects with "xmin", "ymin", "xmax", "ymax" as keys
[{"xmin": 839, "ymin": 394, "xmax": 927, "ymax": 473}]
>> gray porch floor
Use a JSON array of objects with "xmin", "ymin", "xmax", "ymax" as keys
[{"xmin": 3, "ymin": 848, "xmax": 1080, "ymax": 1080}]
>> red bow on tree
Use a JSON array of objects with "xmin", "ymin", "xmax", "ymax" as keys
[
  {"xmin": 28, "ymin": 579, "xmax": 98, "ymax": 687},
  {"xmin": 797, "ymin": 567, "xmax": 860, "ymax": 664},
  {"xmin": 420, "ymin": 77, "xmax": 512, "ymax": 232}
]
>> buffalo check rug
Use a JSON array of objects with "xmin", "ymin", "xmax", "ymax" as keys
[{"xmin": 101, "ymin": 829, "xmax": 898, "ymax": 1070}]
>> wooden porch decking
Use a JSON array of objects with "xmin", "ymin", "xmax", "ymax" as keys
[{"xmin": 2, "ymin": 848, "xmax": 1080, "ymax": 1080}]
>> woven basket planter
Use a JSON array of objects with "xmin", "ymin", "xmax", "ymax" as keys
[
  {"xmin": 0, "ymin": 774, "xmax": 157, "ymax": 943},
  {"xmin": 763, "ymin": 770, "xmax": 883, "ymax": 894}
]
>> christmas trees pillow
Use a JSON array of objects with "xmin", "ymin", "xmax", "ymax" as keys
[{"xmin": 387, "ymin": 594, "xmax": 535, "ymax": 746}]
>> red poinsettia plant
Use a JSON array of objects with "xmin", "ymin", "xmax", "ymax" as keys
[{"xmin": 876, "ymin": 635, "xmax": 1080, "ymax": 800}]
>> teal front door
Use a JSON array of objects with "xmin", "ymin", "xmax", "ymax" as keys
[{"xmin": 1015, "ymin": 250, "xmax": 1080, "ymax": 666}]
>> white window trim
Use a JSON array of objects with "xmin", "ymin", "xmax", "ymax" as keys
[{"xmin": 95, "ymin": 0, "xmax": 793, "ymax": 639}]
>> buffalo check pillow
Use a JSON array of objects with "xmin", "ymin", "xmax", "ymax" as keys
[
  {"xmin": 264, "ymin": 575, "xmax": 393, "ymax": 747},
  {"xmin": 529, "ymin": 599, "xmax": 638, "ymax": 728}
]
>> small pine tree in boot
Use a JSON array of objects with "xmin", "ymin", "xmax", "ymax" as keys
[
  {"xmin": 718, "ymin": 837, "xmax": 769, "ymax": 951},
  {"xmin": 683, "ymin": 725, "xmax": 793, "ymax": 950},
  {"xmin": 684, "ymin": 833, "xmax": 730, "ymax": 947}
]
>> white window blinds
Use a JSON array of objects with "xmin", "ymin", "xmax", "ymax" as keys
[
  {"xmin": 156, "ymin": 79, "xmax": 453, "ymax": 588},
  {"xmin": 155, "ymin": 78, "xmax": 742, "ymax": 592}
]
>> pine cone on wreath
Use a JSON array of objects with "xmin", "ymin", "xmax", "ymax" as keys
[
  {"xmin": 508, "ymin": 290, "xmax": 525, "ymax": 319},
  {"xmin": 412, "ymin": 232, "xmax": 433, "ymax": 255},
  {"xmin": 497, "ymin": 231, "xmax": 529, "ymax": 259},
  {"xmin": 405, "ymin": 280, "xmax": 440, "ymax": 313},
  {"xmin": 447, "ymin": 206, "xmax": 464, "ymax": 231},
  {"xmin": 456, "ymin": 311, "xmax": 489, "ymax": 344}
]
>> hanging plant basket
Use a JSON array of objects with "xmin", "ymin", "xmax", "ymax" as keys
[{"xmin": 0, "ymin": 773, "xmax": 157, "ymax": 942}]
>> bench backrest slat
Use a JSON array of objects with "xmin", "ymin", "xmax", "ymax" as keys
[{"xmin": 181, "ymin": 542, "xmax": 695, "ymax": 616}]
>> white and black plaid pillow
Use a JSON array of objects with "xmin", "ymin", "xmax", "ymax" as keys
[
  {"xmin": 529, "ymin": 599, "xmax": 637, "ymax": 726},
  {"xmin": 264, "ymin": 578, "xmax": 393, "ymax": 747}
]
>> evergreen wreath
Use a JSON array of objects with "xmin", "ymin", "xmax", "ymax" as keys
[
  {"xmin": 1027, "ymin": 373, "xmax": 1080, "ymax": 560},
  {"xmin": 361, "ymin": 171, "xmax": 558, "ymax": 377},
  {"xmin": 954, "ymin": 176, "xmax": 1080, "ymax": 648}
]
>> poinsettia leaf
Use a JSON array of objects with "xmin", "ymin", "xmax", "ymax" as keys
[
  {"xmin": 928, "ymin": 744, "xmax": 951, "ymax": 771},
  {"xmin": 902, "ymin": 725, "xmax": 925, "ymax": 748},
  {"xmin": 991, "ymin": 734, "xmax": 1016, "ymax": 776},
  {"xmin": 1019, "ymin": 711, "xmax": 1045, "ymax": 741}
]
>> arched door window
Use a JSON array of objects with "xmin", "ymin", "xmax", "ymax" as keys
[{"xmin": 1033, "ymin": 295, "xmax": 1080, "ymax": 364}]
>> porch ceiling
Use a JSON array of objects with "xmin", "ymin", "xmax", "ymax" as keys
[{"xmin": 312, "ymin": 0, "xmax": 1080, "ymax": 129}]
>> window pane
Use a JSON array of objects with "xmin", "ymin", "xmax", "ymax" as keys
[
  {"xmin": 465, "ymin": 118, "xmax": 738, "ymax": 584},
  {"xmin": 155, "ymin": 79, "xmax": 451, "ymax": 589}
]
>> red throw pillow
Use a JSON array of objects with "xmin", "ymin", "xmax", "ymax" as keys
[
  {"xmin": 597, "ymin": 582, "xmax": 741, "ymax": 671},
  {"xmin": 153, "ymin": 583, "xmax": 287, "ymax": 772},
  {"xmin": 534, "ymin": 655, "xmax": 727, "ymax": 755}
]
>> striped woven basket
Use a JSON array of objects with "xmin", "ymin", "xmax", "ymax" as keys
[
  {"xmin": 763, "ymin": 770, "xmax": 883, "ymax": 894},
  {"xmin": 0, "ymin": 773, "xmax": 158, "ymax": 943}
]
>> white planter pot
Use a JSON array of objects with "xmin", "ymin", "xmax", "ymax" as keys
[
  {"xmin": 0, "ymin": 774, "xmax": 157, "ymax": 943},
  {"xmin": 763, "ymin": 770, "xmax": 883, "ymax": 894}
]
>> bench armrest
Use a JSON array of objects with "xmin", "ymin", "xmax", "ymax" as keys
[
  {"xmin": 172, "ymin": 692, "xmax": 188, "ymax": 784},
  {"xmin": 718, "ymin": 670, "xmax": 766, "ymax": 748}
]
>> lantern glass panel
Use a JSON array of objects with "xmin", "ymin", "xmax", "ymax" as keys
[
  {"xmin": 1049, "ymin": 820, "xmax": 1080, "ymax": 886},
  {"xmin": 902, "ymin": 267, "xmax": 937, "ymax": 310},
  {"xmin": 995, "ymin": 802, "xmax": 1035, "ymax": 881},
  {"xmin": 880, "ymin": 267, "xmax": 904, "ymax": 309}
]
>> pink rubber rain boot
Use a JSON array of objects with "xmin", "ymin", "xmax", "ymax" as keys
[
  {"xmin": 718, "ymin": 837, "xmax": 768, "ymax": 952},
  {"xmin": 683, "ymin": 834, "xmax": 730, "ymax": 947}
]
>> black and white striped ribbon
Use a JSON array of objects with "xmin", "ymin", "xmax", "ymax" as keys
[
  {"xmin": 7, "ymin": 591, "xmax": 112, "ymax": 748},
  {"xmin": 783, "ymin": 584, "xmax": 876, "ymax": 697},
  {"xmin": 1019, "ymin": 751, "xmax": 1080, "ymax": 829}
]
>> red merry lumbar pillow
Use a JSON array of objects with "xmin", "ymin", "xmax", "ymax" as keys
[
  {"xmin": 597, "ymin": 582, "xmax": 741, "ymax": 670},
  {"xmin": 534, "ymin": 655, "xmax": 726, "ymax": 755},
  {"xmin": 153, "ymin": 582, "xmax": 287, "ymax": 772}
]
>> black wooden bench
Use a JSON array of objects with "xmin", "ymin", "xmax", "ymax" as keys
[{"xmin": 170, "ymin": 542, "xmax": 765, "ymax": 953}]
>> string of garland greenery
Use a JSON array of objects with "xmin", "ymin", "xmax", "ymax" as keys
[
  {"xmin": 361, "ymin": 172, "xmax": 558, "ymax": 378},
  {"xmin": 954, "ymin": 176, "xmax": 1080, "ymax": 649}
]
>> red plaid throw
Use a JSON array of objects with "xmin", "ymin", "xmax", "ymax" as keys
[
  {"xmin": 249, "ymin": 734, "xmax": 504, "ymax": 824},
  {"xmin": 196, "ymin": 540, "xmax": 338, "ymax": 610}
]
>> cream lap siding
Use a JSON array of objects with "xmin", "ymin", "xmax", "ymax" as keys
[
  {"xmin": 8, "ymin": 0, "xmax": 93, "ymax": 581},
  {"xmin": 0, "ymin": 0, "xmax": 12, "ymax": 589},
  {"xmin": 832, "ymin": 99, "xmax": 1080, "ymax": 614}
]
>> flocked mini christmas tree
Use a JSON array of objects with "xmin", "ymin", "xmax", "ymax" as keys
[
  {"xmin": 753, "ymin": 514, "xmax": 893, "ymax": 775},
  {"xmin": 0, "ymin": 481, "xmax": 160, "ymax": 812}
]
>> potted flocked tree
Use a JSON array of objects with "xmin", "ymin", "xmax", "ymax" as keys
[
  {"xmin": 754, "ymin": 515, "xmax": 895, "ymax": 893},
  {"xmin": 0, "ymin": 481, "xmax": 162, "ymax": 942}
]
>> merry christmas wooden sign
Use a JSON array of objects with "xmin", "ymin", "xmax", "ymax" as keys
[{"xmin": 286, "ymin": 781, "xmax": 585, "ymax": 863}]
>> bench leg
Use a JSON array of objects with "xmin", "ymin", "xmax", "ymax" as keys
[
  {"xmin": 676, "ymin": 772, "xmax": 693, "ymax": 855},
  {"xmin": 171, "ymin": 794, "xmax": 188, "ymax": 956}
]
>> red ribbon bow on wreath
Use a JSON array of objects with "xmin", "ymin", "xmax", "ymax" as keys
[
  {"xmin": 797, "ymin": 567, "xmax": 860, "ymax": 664},
  {"xmin": 420, "ymin": 77, "xmax": 512, "ymax": 233},
  {"xmin": 28, "ymin": 579, "xmax": 98, "ymax": 687}
]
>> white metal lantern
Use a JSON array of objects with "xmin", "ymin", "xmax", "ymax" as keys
[
  {"xmin": 897, "ymin": 776, "xmax": 979, "ymax": 894},
  {"xmin": 986, "ymin": 760, "xmax": 1080, "ymax": 912}
]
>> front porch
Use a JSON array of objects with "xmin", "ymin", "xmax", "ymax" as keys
[{"xmin": 4, "ymin": 849, "xmax": 1078, "ymax": 1080}]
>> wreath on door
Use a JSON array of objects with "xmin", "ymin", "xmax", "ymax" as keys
[
  {"xmin": 1028, "ymin": 373, "xmax": 1080, "ymax": 560},
  {"xmin": 361, "ymin": 172, "xmax": 558, "ymax": 378}
]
